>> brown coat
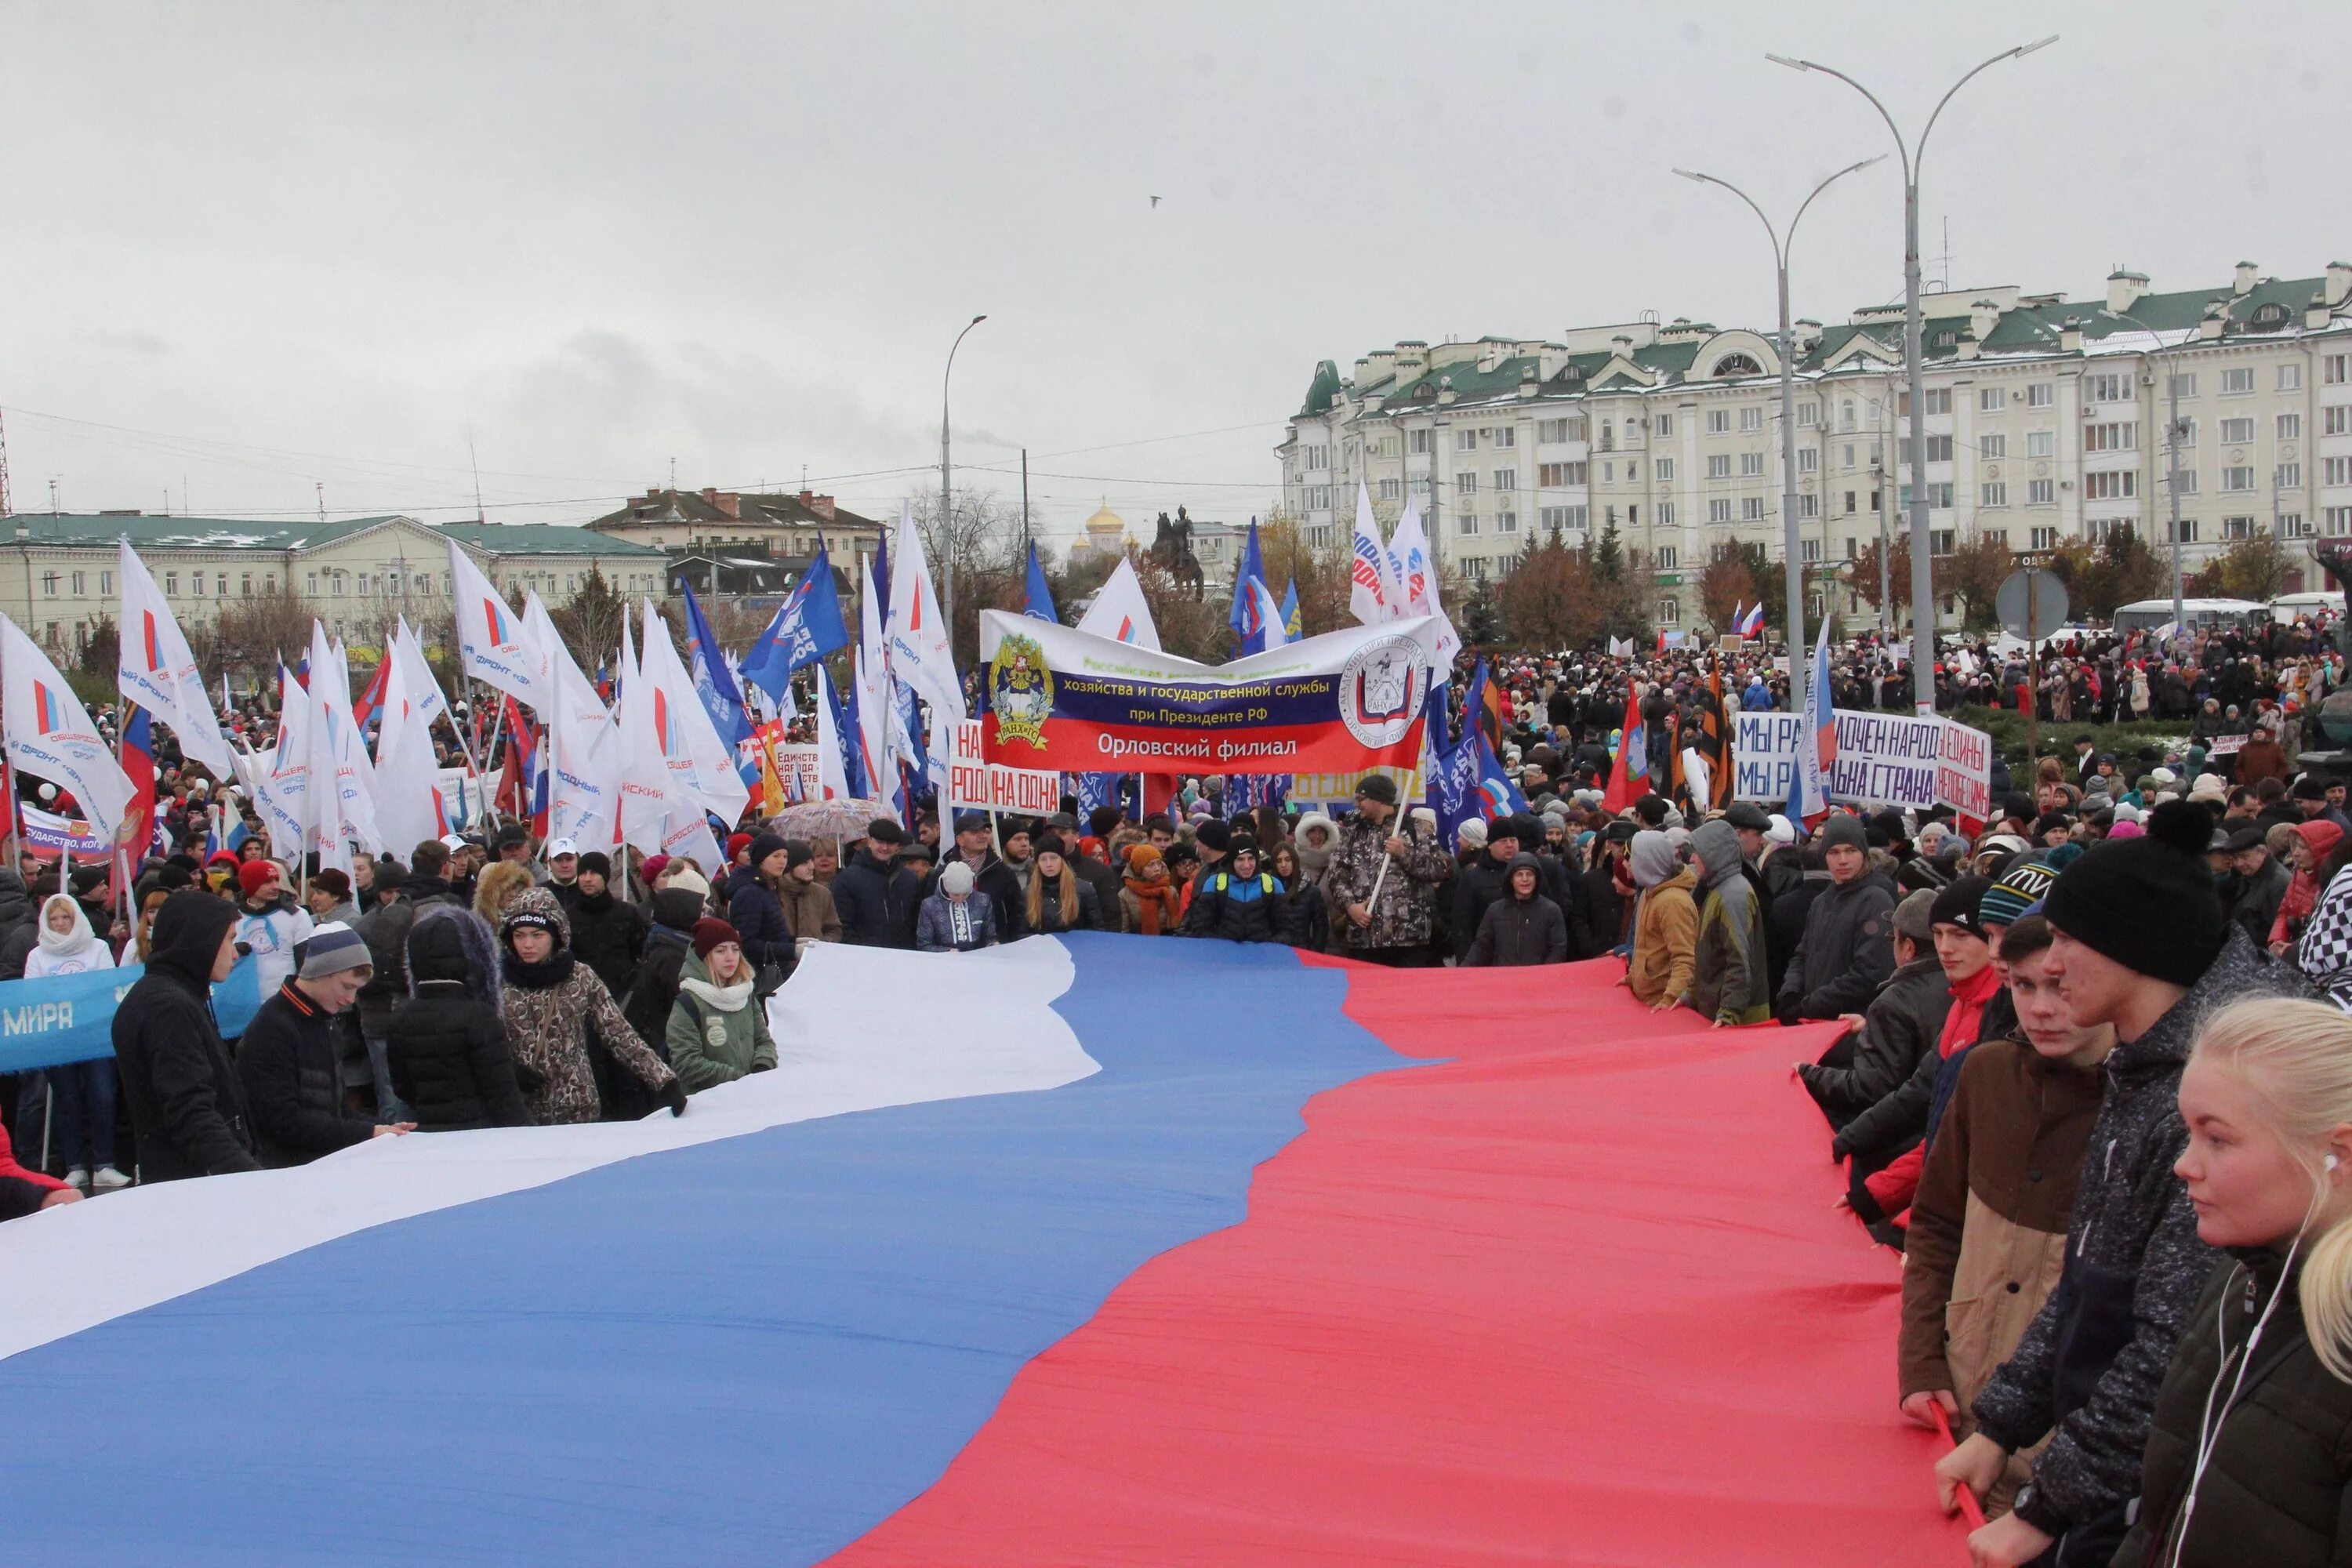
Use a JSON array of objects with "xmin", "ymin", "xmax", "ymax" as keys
[
  {"xmin": 1627, "ymin": 866, "xmax": 1698, "ymax": 1005},
  {"xmin": 777, "ymin": 875, "xmax": 841, "ymax": 944},
  {"xmin": 2236, "ymin": 731, "xmax": 2292, "ymax": 789},
  {"xmin": 1900, "ymin": 1035, "xmax": 2104, "ymax": 1508}
]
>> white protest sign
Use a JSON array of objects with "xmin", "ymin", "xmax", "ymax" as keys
[
  {"xmin": 1735, "ymin": 709, "xmax": 1990, "ymax": 819},
  {"xmin": 2205, "ymin": 733, "xmax": 2248, "ymax": 757},
  {"xmin": 772, "ymin": 742, "xmax": 823, "ymax": 798},
  {"xmin": 948, "ymin": 719, "xmax": 1062, "ymax": 815}
]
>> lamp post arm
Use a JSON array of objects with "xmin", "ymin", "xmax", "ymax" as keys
[
  {"xmin": 1918, "ymin": 39, "xmax": 2052, "ymax": 180},
  {"xmin": 1672, "ymin": 169, "xmax": 1782, "ymax": 266},
  {"xmin": 1784, "ymin": 155, "xmax": 1886, "ymax": 270},
  {"xmin": 1774, "ymin": 58, "xmax": 1912, "ymax": 183}
]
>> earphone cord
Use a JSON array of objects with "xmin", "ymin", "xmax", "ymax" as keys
[{"xmin": 2166, "ymin": 1176, "xmax": 2330, "ymax": 1568}]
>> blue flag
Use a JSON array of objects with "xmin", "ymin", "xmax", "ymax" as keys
[
  {"xmin": 740, "ymin": 543, "xmax": 851, "ymax": 702},
  {"xmin": 831, "ymin": 662, "xmax": 869, "ymax": 800},
  {"xmin": 1227, "ymin": 519, "xmax": 1269, "ymax": 655},
  {"xmin": 1023, "ymin": 544, "xmax": 1058, "ymax": 624},
  {"xmin": 1279, "ymin": 579, "xmax": 1301, "ymax": 641},
  {"xmin": 680, "ymin": 583, "xmax": 760, "ymax": 787}
]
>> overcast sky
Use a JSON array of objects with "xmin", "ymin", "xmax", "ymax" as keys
[{"xmin": 2, "ymin": 2, "xmax": 2340, "ymax": 546}]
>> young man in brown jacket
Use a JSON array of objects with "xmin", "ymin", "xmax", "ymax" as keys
[{"xmin": 1896, "ymin": 914, "xmax": 2110, "ymax": 1515}]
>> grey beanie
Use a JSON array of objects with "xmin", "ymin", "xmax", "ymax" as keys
[
  {"xmin": 1817, "ymin": 814, "xmax": 1867, "ymax": 853},
  {"xmin": 295, "ymin": 920, "xmax": 372, "ymax": 980}
]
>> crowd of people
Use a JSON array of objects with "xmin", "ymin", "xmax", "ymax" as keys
[{"xmin": 5, "ymin": 610, "xmax": 2352, "ymax": 1564}]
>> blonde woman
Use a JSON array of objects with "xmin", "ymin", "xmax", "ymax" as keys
[
  {"xmin": 2111, "ymin": 997, "xmax": 2352, "ymax": 1566},
  {"xmin": 472, "ymin": 861, "xmax": 535, "ymax": 927}
]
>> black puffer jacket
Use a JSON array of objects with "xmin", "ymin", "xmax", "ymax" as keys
[
  {"xmin": 567, "ymin": 887, "xmax": 648, "ymax": 999},
  {"xmin": 111, "ymin": 891, "xmax": 257, "ymax": 1182},
  {"xmin": 237, "ymin": 980, "xmax": 379, "ymax": 1167},
  {"xmin": 620, "ymin": 889, "xmax": 702, "ymax": 1052},
  {"xmin": 721, "ymin": 866, "xmax": 793, "ymax": 975},
  {"xmin": 357, "ymin": 876, "xmax": 461, "ymax": 1038},
  {"xmin": 1182, "ymin": 867, "xmax": 1287, "ymax": 943},
  {"xmin": 1777, "ymin": 867, "xmax": 1898, "ymax": 1019},
  {"xmin": 1800, "ymin": 955, "xmax": 1952, "ymax": 1123},
  {"xmin": 2113, "ymin": 1250, "xmax": 2352, "ymax": 1567},
  {"xmin": 387, "ymin": 908, "xmax": 529, "ymax": 1132},
  {"xmin": 833, "ymin": 848, "xmax": 922, "ymax": 949},
  {"xmin": 1462, "ymin": 859, "xmax": 1569, "ymax": 967},
  {"xmin": 1974, "ymin": 927, "xmax": 2320, "ymax": 1548}
]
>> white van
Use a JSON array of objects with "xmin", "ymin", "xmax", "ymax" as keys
[
  {"xmin": 2110, "ymin": 597, "xmax": 2267, "ymax": 636},
  {"xmin": 2267, "ymin": 591, "xmax": 2346, "ymax": 624}
]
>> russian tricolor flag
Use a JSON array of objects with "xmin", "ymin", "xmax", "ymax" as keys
[{"xmin": 0, "ymin": 941, "xmax": 1965, "ymax": 1564}]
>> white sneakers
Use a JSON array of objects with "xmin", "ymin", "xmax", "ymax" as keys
[
  {"xmin": 91, "ymin": 1166, "xmax": 131, "ymax": 1191},
  {"xmin": 64, "ymin": 1167, "xmax": 89, "ymax": 1189}
]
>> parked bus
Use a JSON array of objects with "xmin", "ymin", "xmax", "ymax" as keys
[{"xmin": 2110, "ymin": 597, "xmax": 2267, "ymax": 636}]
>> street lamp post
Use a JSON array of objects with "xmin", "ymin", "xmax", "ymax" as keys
[
  {"xmin": 2100, "ymin": 308, "xmax": 2189, "ymax": 641},
  {"xmin": 1673, "ymin": 157, "xmax": 1883, "ymax": 665},
  {"xmin": 940, "ymin": 314, "xmax": 988, "ymax": 641},
  {"xmin": 1771, "ymin": 38, "xmax": 2056, "ymax": 710}
]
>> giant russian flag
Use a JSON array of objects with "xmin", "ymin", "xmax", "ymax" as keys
[{"xmin": 0, "ymin": 940, "xmax": 1961, "ymax": 1564}]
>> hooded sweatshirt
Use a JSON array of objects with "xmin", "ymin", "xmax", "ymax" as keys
[
  {"xmin": 1627, "ymin": 831, "xmax": 1698, "ymax": 1006},
  {"xmin": 24, "ymin": 893, "xmax": 117, "ymax": 979},
  {"xmin": 1684, "ymin": 819, "xmax": 1770, "ymax": 1025},
  {"xmin": 111, "ymin": 891, "xmax": 256, "ymax": 1181}
]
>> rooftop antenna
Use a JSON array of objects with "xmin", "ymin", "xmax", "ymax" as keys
[
  {"xmin": 49, "ymin": 477, "xmax": 60, "ymax": 515},
  {"xmin": 316, "ymin": 481, "xmax": 325, "ymax": 521},
  {"xmin": 0, "ymin": 406, "xmax": 13, "ymax": 517},
  {"xmin": 468, "ymin": 423, "xmax": 485, "ymax": 523},
  {"xmin": 669, "ymin": 456, "xmax": 677, "ymax": 491},
  {"xmin": 1929, "ymin": 216, "xmax": 1955, "ymax": 293}
]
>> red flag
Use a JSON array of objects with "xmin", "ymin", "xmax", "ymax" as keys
[
  {"xmin": 350, "ymin": 655, "xmax": 393, "ymax": 735},
  {"xmin": 1600, "ymin": 688, "xmax": 1649, "ymax": 815}
]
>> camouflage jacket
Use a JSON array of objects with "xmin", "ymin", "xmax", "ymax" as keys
[{"xmin": 1323, "ymin": 815, "xmax": 1454, "ymax": 951}]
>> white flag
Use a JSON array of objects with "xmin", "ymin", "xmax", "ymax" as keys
[
  {"xmin": 884, "ymin": 503, "xmax": 965, "ymax": 721},
  {"xmin": 371, "ymin": 636, "xmax": 449, "ymax": 855},
  {"xmin": 614, "ymin": 614, "xmax": 674, "ymax": 855},
  {"xmin": 813, "ymin": 662, "xmax": 851, "ymax": 803},
  {"xmin": 0, "ymin": 616, "xmax": 135, "ymax": 843},
  {"xmin": 391, "ymin": 617, "xmax": 452, "ymax": 735},
  {"xmin": 448, "ymin": 540, "xmax": 549, "ymax": 707},
  {"xmin": 1073, "ymin": 555, "xmax": 1163, "ymax": 652},
  {"xmin": 856, "ymin": 554, "xmax": 895, "ymax": 810},
  {"xmin": 521, "ymin": 592, "xmax": 618, "ymax": 848},
  {"xmin": 1348, "ymin": 481, "xmax": 1403, "ymax": 626},
  {"xmin": 1248, "ymin": 578, "xmax": 1291, "ymax": 648},
  {"xmin": 306, "ymin": 623, "xmax": 382, "ymax": 869},
  {"xmin": 1385, "ymin": 502, "xmax": 1461, "ymax": 669},
  {"xmin": 117, "ymin": 541, "xmax": 234, "ymax": 779},
  {"xmin": 636, "ymin": 599, "xmax": 752, "ymax": 826},
  {"xmin": 249, "ymin": 666, "xmax": 311, "ymax": 856}
]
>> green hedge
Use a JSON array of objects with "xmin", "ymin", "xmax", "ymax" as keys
[{"xmin": 1949, "ymin": 705, "xmax": 2194, "ymax": 774}]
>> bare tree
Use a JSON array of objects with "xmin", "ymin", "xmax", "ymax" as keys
[{"xmin": 902, "ymin": 484, "xmax": 1027, "ymax": 663}]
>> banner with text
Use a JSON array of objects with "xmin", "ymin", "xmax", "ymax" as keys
[
  {"xmin": 1735, "ymin": 710, "xmax": 1991, "ymax": 820},
  {"xmin": 978, "ymin": 611, "xmax": 1444, "ymax": 778},
  {"xmin": 0, "ymin": 954, "xmax": 267, "ymax": 1074},
  {"xmin": 947, "ymin": 720, "xmax": 1063, "ymax": 816},
  {"xmin": 1289, "ymin": 765, "xmax": 1425, "ymax": 814}
]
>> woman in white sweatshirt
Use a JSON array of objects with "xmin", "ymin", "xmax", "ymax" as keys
[{"xmin": 26, "ymin": 892, "xmax": 125, "ymax": 1190}]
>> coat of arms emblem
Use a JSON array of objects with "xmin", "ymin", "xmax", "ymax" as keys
[{"xmin": 989, "ymin": 633, "xmax": 1054, "ymax": 746}]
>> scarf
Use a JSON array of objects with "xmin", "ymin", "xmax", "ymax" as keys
[
  {"xmin": 680, "ymin": 973, "xmax": 753, "ymax": 1014},
  {"xmin": 500, "ymin": 949, "xmax": 575, "ymax": 990},
  {"xmin": 1123, "ymin": 876, "xmax": 1180, "ymax": 935}
]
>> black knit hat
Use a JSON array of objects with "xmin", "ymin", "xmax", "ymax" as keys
[
  {"xmin": 2042, "ymin": 800, "xmax": 2227, "ymax": 986},
  {"xmin": 1194, "ymin": 819, "xmax": 1232, "ymax": 852},
  {"xmin": 1928, "ymin": 875, "xmax": 1993, "ymax": 940}
]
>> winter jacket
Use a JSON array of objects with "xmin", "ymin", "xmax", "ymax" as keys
[
  {"xmin": 1900, "ymin": 1036, "xmax": 2104, "ymax": 1502},
  {"xmin": 1452, "ymin": 850, "xmax": 1525, "ymax": 953},
  {"xmin": 720, "ymin": 867, "xmax": 793, "ymax": 977},
  {"xmin": 1071, "ymin": 854, "xmax": 1123, "ymax": 924},
  {"xmin": 237, "ymin": 981, "xmax": 379, "ymax": 1167},
  {"xmin": 1462, "ymin": 857, "xmax": 1567, "ymax": 967},
  {"xmin": 1685, "ymin": 821, "xmax": 1771, "ymax": 1025},
  {"xmin": 1120, "ymin": 875, "xmax": 1184, "ymax": 937},
  {"xmin": 920, "ymin": 852, "xmax": 1026, "ymax": 944},
  {"xmin": 356, "ymin": 875, "xmax": 461, "ymax": 1039},
  {"xmin": 833, "ymin": 849, "xmax": 924, "ymax": 949},
  {"xmin": 23, "ymin": 895, "xmax": 115, "ymax": 980},
  {"xmin": 1182, "ymin": 869, "xmax": 1285, "ymax": 943},
  {"xmin": 663, "ymin": 951, "xmax": 778, "ymax": 1092},
  {"xmin": 1278, "ymin": 877, "xmax": 1330, "ymax": 952},
  {"xmin": 566, "ymin": 887, "xmax": 648, "ymax": 1000},
  {"xmin": 1973, "ymin": 927, "xmax": 2319, "ymax": 1548},
  {"xmin": 1860, "ymin": 960, "xmax": 2009, "ymax": 1221},
  {"xmin": 112, "ymin": 892, "xmax": 258, "ymax": 1182},
  {"xmin": 2112, "ymin": 1250, "xmax": 2352, "ymax": 1568},
  {"xmin": 0, "ymin": 1120, "xmax": 67, "ymax": 1221},
  {"xmin": 1777, "ymin": 869, "xmax": 1898, "ymax": 1020},
  {"xmin": 1026, "ymin": 873, "xmax": 1102, "ymax": 936},
  {"xmin": 620, "ymin": 889, "xmax": 705, "ymax": 1053},
  {"xmin": 1799, "ymin": 956, "xmax": 1951, "ymax": 1123},
  {"xmin": 0, "ymin": 868, "xmax": 34, "ymax": 939},
  {"xmin": 2230, "ymin": 855, "xmax": 2292, "ymax": 947},
  {"xmin": 1321, "ymin": 814, "xmax": 1452, "ymax": 953},
  {"xmin": 386, "ymin": 908, "xmax": 528, "ymax": 1133},
  {"xmin": 497, "ymin": 889, "xmax": 677, "ymax": 1126},
  {"xmin": 1627, "ymin": 866, "xmax": 1699, "ymax": 1006},
  {"xmin": 916, "ymin": 891, "xmax": 996, "ymax": 953},
  {"xmin": 1578, "ymin": 853, "xmax": 1628, "ymax": 954},
  {"xmin": 777, "ymin": 875, "xmax": 842, "ymax": 945}
]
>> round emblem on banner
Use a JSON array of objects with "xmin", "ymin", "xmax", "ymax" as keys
[{"xmin": 1337, "ymin": 633, "xmax": 1427, "ymax": 749}]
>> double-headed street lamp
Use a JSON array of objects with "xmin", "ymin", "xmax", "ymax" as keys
[
  {"xmin": 940, "ymin": 314, "xmax": 988, "ymax": 639},
  {"xmin": 1769, "ymin": 37, "xmax": 2057, "ymax": 710},
  {"xmin": 1674, "ymin": 157, "xmax": 1883, "ymax": 663}
]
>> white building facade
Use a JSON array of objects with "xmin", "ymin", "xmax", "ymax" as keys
[{"xmin": 1280, "ymin": 260, "xmax": 2352, "ymax": 631}]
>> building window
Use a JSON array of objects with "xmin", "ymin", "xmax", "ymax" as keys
[
  {"xmin": 1706, "ymin": 409, "xmax": 1730, "ymax": 435},
  {"xmin": 1455, "ymin": 429, "xmax": 1477, "ymax": 452},
  {"xmin": 2282, "ymin": 514, "xmax": 2310, "ymax": 538},
  {"xmin": 1376, "ymin": 477, "xmax": 1402, "ymax": 501},
  {"xmin": 1305, "ymin": 485, "xmax": 1331, "ymax": 509},
  {"xmin": 1899, "ymin": 482, "xmax": 1955, "ymax": 510},
  {"xmin": 1454, "ymin": 472, "xmax": 1476, "ymax": 495},
  {"xmin": 2280, "ymin": 363, "xmax": 2303, "ymax": 391},
  {"xmin": 68, "ymin": 572, "xmax": 83, "ymax": 595},
  {"xmin": 1797, "ymin": 447, "xmax": 1818, "ymax": 474},
  {"xmin": 1657, "ymin": 598, "xmax": 1679, "ymax": 625},
  {"xmin": 332, "ymin": 573, "xmax": 345, "ymax": 597},
  {"xmin": 2085, "ymin": 422, "xmax": 2137, "ymax": 452},
  {"xmin": 1741, "ymin": 496, "xmax": 1767, "ymax": 521},
  {"xmin": 1655, "ymin": 546, "xmax": 1677, "ymax": 570},
  {"xmin": 2027, "ymin": 430, "xmax": 2056, "ymax": 458},
  {"xmin": 1923, "ymin": 434, "xmax": 1955, "ymax": 463},
  {"xmin": 1490, "ymin": 469, "xmax": 1516, "ymax": 492},
  {"xmin": 2085, "ymin": 471, "xmax": 2137, "ymax": 500},
  {"xmin": 1534, "ymin": 418, "xmax": 1573, "ymax": 444},
  {"xmin": 1739, "ymin": 406, "xmax": 1764, "ymax": 433},
  {"xmin": 2220, "ymin": 417, "xmax": 2256, "ymax": 445},
  {"xmin": 1979, "ymin": 434, "xmax": 2006, "ymax": 459},
  {"xmin": 1980, "ymin": 387, "xmax": 2006, "ymax": 412},
  {"xmin": 1899, "ymin": 388, "xmax": 1952, "ymax": 417},
  {"xmin": 1409, "ymin": 428, "xmax": 1435, "ymax": 454},
  {"xmin": 2223, "ymin": 515, "xmax": 2256, "ymax": 540},
  {"xmin": 307, "ymin": 572, "xmax": 319, "ymax": 595},
  {"xmin": 1798, "ymin": 493, "xmax": 1820, "ymax": 520},
  {"xmin": 1798, "ymin": 401, "xmax": 1819, "ymax": 427},
  {"xmin": 1708, "ymin": 499, "xmax": 1733, "ymax": 524},
  {"xmin": 194, "ymin": 571, "xmax": 209, "ymax": 597},
  {"xmin": 2222, "ymin": 466, "xmax": 2256, "ymax": 493},
  {"xmin": 1740, "ymin": 452, "xmax": 1766, "ymax": 477},
  {"xmin": 2329, "ymin": 506, "xmax": 2352, "ymax": 536},
  {"xmin": 1302, "ymin": 444, "xmax": 1329, "ymax": 470},
  {"xmin": 2330, "ymin": 407, "xmax": 2352, "ymax": 437},
  {"xmin": 1981, "ymin": 482, "xmax": 2009, "ymax": 508},
  {"xmin": 1980, "ymin": 528, "xmax": 2008, "ymax": 549},
  {"xmin": 2086, "ymin": 372, "xmax": 2132, "ymax": 405},
  {"xmin": 2028, "ymin": 479, "xmax": 2056, "ymax": 506},
  {"xmin": 2173, "ymin": 470, "xmax": 2201, "ymax": 495},
  {"xmin": 2220, "ymin": 367, "xmax": 2255, "ymax": 394},
  {"xmin": 2027, "ymin": 383, "xmax": 2053, "ymax": 408},
  {"xmin": 2030, "ymin": 525, "xmax": 2059, "ymax": 550},
  {"xmin": 1456, "ymin": 513, "xmax": 1478, "ymax": 536},
  {"xmin": 241, "ymin": 572, "xmax": 253, "ymax": 597},
  {"xmin": 1843, "ymin": 491, "xmax": 1857, "ymax": 514},
  {"xmin": 2279, "ymin": 464, "xmax": 2303, "ymax": 490},
  {"xmin": 2169, "ymin": 372, "xmax": 2198, "ymax": 399},
  {"xmin": 1930, "ymin": 529, "xmax": 1956, "ymax": 556},
  {"xmin": 2279, "ymin": 412, "xmax": 2303, "ymax": 441},
  {"xmin": 2328, "ymin": 457, "xmax": 2352, "ymax": 488},
  {"xmin": 1490, "ymin": 426, "xmax": 1515, "ymax": 448},
  {"xmin": 1658, "ymin": 502, "xmax": 1676, "ymax": 527},
  {"xmin": 1653, "ymin": 457, "xmax": 1674, "ymax": 482},
  {"xmin": 1706, "ymin": 455, "xmax": 1731, "ymax": 479},
  {"xmin": 2166, "ymin": 518, "xmax": 2200, "ymax": 544},
  {"xmin": 1408, "ymin": 476, "xmax": 1432, "ymax": 499},
  {"xmin": 1653, "ymin": 414, "xmax": 1673, "ymax": 437},
  {"xmin": 40, "ymin": 572, "xmax": 58, "ymax": 597},
  {"xmin": 1840, "ymin": 400, "xmax": 1857, "ymax": 431},
  {"xmin": 2325, "ymin": 354, "xmax": 2350, "ymax": 385},
  {"xmin": 1540, "ymin": 505, "xmax": 1588, "ymax": 532}
]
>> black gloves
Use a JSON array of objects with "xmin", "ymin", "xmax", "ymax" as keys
[
  {"xmin": 658, "ymin": 1080, "xmax": 688, "ymax": 1117},
  {"xmin": 1776, "ymin": 996, "xmax": 1804, "ymax": 1026},
  {"xmin": 749, "ymin": 1061, "xmax": 775, "ymax": 1073}
]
